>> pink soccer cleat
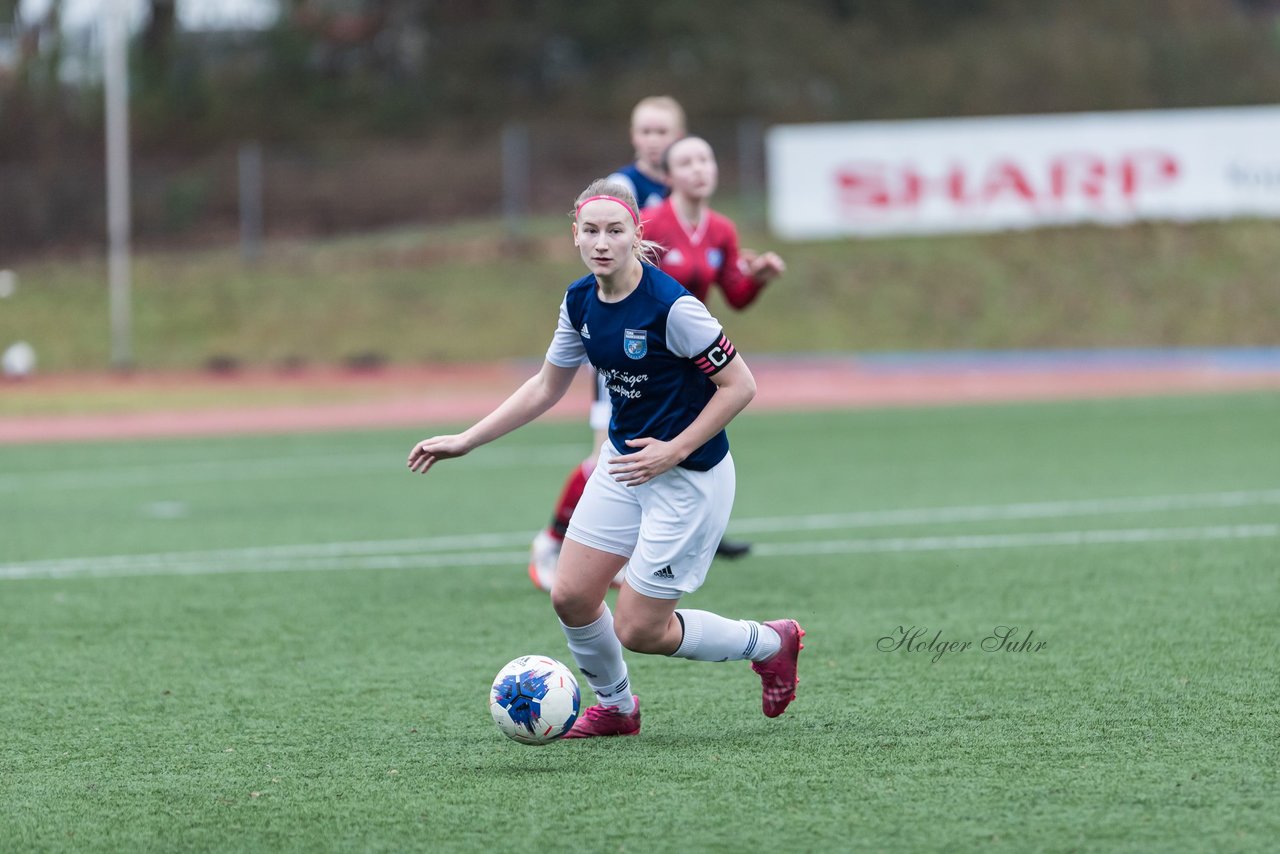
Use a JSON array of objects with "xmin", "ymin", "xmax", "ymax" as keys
[
  {"xmin": 561, "ymin": 696, "xmax": 641, "ymax": 739},
  {"xmin": 751, "ymin": 619, "xmax": 805, "ymax": 718}
]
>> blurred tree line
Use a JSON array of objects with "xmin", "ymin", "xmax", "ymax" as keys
[{"xmin": 2, "ymin": 0, "xmax": 1280, "ymax": 253}]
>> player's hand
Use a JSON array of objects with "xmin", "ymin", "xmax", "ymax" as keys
[
  {"xmin": 407, "ymin": 434, "xmax": 471, "ymax": 474},
  {"xmin": 746, "ymin": 251, "xmax": 785, "ymax": 282},
  {"xmin": 609, "ymin": 437, "xmax": 685, "ymax": 486}
]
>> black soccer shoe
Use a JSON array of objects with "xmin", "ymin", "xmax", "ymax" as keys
[{"xmin": 715, "ymin": 538, "xmax": 752, "ymax": 559}]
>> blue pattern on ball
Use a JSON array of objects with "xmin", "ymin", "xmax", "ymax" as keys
[{"xmin": 494, "ymin": 669, "xmax": 550, "ymax": 734}]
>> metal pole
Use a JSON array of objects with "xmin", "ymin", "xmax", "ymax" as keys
[
  {"xmin": 737, "ymin": 117, "xmax": 764, "ymax": 228},
  {"xmin": 239, "ymin": 141, "xmax": 264, "ymax": 263},
  {"xmin": 502, "ymin": 123, "xmax": 530, "ymax": 239},
  {"xmin": 104, "ymin": 3, "xmax": 132, "ymax": 370}
]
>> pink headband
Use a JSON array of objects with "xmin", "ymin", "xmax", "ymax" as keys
[{"xmin": 575, "ymin": 195, "xmax": 639, "ymax": 225}]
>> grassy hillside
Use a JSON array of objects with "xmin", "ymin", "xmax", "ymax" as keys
[{"xmin": 2, "ymin": 210, "xmax": 1278, "ymax": 374}]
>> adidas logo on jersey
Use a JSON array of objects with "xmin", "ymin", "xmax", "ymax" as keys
[
  {"xmin": 652, "ymin": 565, "xmax": 675, "ymax": 580},
  {"xmin": 580, "ymin": 323, "xmax": 591, "ymax": 339}
]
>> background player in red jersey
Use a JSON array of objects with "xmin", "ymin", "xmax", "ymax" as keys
[
  {"xmin": 643, "ymin": 134, "xmax": 786, "ymax": 308},
  {"xmin": 527, "ymin": 135, "xmax": 786, "ymax": 591}
]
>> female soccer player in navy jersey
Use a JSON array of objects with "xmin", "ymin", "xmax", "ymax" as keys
[
  {"xmin": 606, "ymin": 96, "xmax": 685, "ymax": 211},
  {"xmin": 527, "ymin": 134, "xmax": 783, "ymax": 587},
  {"xmin": 408, "ymin": 180, "xmax": 804, "ymax": 737},
  {"xmin": 526, "ymin": 97, "xmax": 686, "ymax": 592}
]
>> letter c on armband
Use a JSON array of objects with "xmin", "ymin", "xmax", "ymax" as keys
[{"xmin": 693, "ymin": 332, "xmax": 738, "ymax": 376}]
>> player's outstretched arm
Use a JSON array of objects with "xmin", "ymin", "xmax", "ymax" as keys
[
  {"xmin": 722, "ymin": 240, "xmax": 784, "ymax": 310},
  {"xmin": 407, "ymin": 360, "xmax": 578, "ymax": 474}
]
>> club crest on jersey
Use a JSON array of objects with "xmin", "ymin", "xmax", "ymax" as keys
[
  {"xmin": 706, "ymin": 248, "xmax": 724, "ymax": 269},
  {"xmin": 623, "ymin": 328, "xmax": 648, "ymax": 360}
]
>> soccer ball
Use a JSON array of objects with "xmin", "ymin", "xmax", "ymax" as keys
[{"xmin": 489, "ymin": 655, "xmax": 580, "ymax": 745}]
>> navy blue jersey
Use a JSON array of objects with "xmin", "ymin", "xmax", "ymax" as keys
[
  {"xmin": 546, "ymin": 264, "xmax": 739, "ymax": 471},
  {"xmin": 607, "ymin": 163, "xmax": 670, "ymax": 210}
]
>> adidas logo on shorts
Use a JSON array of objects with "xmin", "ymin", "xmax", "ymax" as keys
[{"xmin": 652, "ymin": 565, "xmax": 675, "ymax": 580}]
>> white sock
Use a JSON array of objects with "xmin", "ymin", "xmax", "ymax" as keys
[
  {"xmin": 559, "ymin": 606, "xmax": 635, "ymax": 713},
  {"xmin": 672, "ymin": 609, "xmax": 781, "ymax": 663}
]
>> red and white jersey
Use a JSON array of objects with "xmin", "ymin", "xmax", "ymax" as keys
[{"xmin": 642, "ymin": 199, "xmax": 768, "ymax": 310}]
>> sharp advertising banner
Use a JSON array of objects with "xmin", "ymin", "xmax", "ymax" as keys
[{"xmin": 767, "ymin": 106, "xmax": 1280, "ymax": 239}]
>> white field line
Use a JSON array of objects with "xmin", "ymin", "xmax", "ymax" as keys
[
  {"xmin": 2, "ymin": 524, "xmax": 1276, "ymax": 582},
  {"xmin": 751, "ymin": 524, "xmax": 1280, "ymax": 557},
  {"xmin": 0, "ymin": 549, "xmax": 535, "ymax": 581},
  {"xmin": 6, "ymin": 487, "xmax": 1277, "ymax": 579},
  {"xmin": 0, "ymin": 444, "xmax": 587, "ymax": 492},
  {"xmin": 729, "ymin": 489, "xmax": 1280, "ymax": 533},
  {"xmin": 0, "ymin": 531, "xmax": 539, "ymax": 577},
  {"xmin": 0, "ymin": 487, "xmax": 1276, "ymax": 581}
]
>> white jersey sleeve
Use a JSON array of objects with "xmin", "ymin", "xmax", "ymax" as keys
[
  {"xmin": 546, "ymin": 298, "xmax": 589, "ymax": 367},
  {"xmin": 664, "ymin": 295, "xmax": 725, "ymax": 358}
]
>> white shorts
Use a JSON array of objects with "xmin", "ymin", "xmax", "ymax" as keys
[
  {"xmin": 565, "ymin": 442, "xmax": 736, "ymax": 599},
  {"xmin": 589, "ymin": 371, "xmax": 611, "ymax": 432}
]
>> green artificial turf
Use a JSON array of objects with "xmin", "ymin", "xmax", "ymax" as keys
[{"xmin": 2, "ymin": 394, "xmax": 1278, "ymax": 851}]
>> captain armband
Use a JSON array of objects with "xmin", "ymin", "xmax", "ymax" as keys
[{"xmin": 692, "ymin": 332, "xmax": 738, "ymax": 376}]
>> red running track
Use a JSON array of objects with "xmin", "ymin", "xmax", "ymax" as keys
[{"xmin": 2, "ymin": 357, "xmax": 1278, "ymax": 445}]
